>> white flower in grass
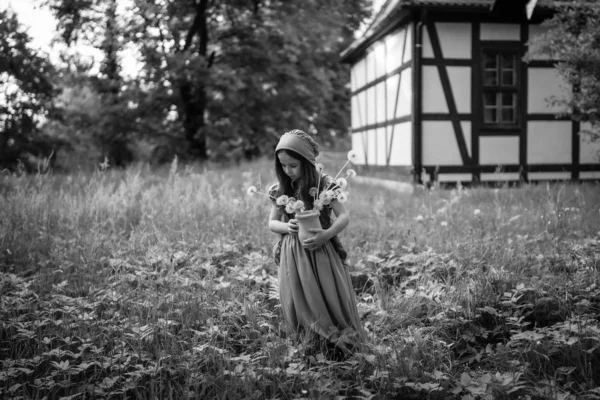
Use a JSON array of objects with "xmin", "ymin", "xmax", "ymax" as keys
[
  {"xmin": 440, "ymin": 221, "xmax": 448, "ymax": 227},
  {"xmin": 276, "ymin": 195, "xmax": 289, "ymax": 206},
  {"xmin": 474, "ymin": 209, "xmax": 482, "ymax": 217},
  {"xmin": 415, "ymin": 215, "xmax": 424, "ymax": 222},
  {"xmin": 247, "ymin": 186, "xmax": 258, "ymax": 196},
  {"xmin": 346, "ymin": 169, "xmax": 357, "ymax": 178},
  {"xmin": 347, "ymin": 150, "xmax": 358, "ymax": 162},
  {"xmin": 336, "ymin": 177, "xmax": 348, "ymax": 189},
  {"xmin": 337, "ymin": 192, "xmax": 348, "ymax": 203}
]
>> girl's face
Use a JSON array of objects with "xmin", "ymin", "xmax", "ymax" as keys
[{"xmin": 277, "ymin": 151, "xmax": 302, "ymax": 182}]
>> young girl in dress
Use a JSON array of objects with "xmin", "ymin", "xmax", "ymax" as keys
[{"xmin": 268, "ymin": 129, "xmax": 363, "ymax": 354}]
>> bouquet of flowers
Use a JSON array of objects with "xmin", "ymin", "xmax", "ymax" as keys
[{"xmin": 247, "ymin": 150, "xmax": 359, "ymax": 215}]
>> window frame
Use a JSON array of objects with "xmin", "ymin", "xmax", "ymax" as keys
[{"xmin": 480, "ymin": 42, "xmax": 523, "ymax": 132}]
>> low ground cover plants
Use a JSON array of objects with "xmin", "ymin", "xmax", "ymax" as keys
[{"xmin": 1, "ymin": 157, "xmax": 599, "ymax": 399}]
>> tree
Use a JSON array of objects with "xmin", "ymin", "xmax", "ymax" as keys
[
  {"xmin": 526, "ymin": 0, "xmax": 600, "ymax": 142},
  {"xmin": 39, "ymin": 0, "xmax": 370, "ymax": 163},
  {"xmin": 0, "ymin": 9, "xmax": 60, "ymax": 171}
]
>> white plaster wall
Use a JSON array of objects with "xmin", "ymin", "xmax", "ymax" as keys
[
  {"xmin": 352, "ymin": 58, "xmax": 366, "ymax": 91},
  {"xmin": 374, "ymin": 42, "xmax": 386, "ymax": 79},
  {"xmin": 388, "ymin": 122, "xmax": 412, "ymax": 166},
  {"xmin": 422, "ymin": 121, "xmax": 471, "ymax": 165},
  {"xmin": 367, "ymin": 86, "xmax": 376, "ymax": 125},
  {"xmin": 437, "ymin": 23, "xmax": 472, "ymax": 59},
  {"xmin": 375, "ymin": 81, "xmax": 386, "ymax": 124},
  {"xmin": 367, "ymin": 129, "xmax": 377, "ymax": 165},
  {"xmin": 481, "ymin": 172, "xmax": 520, "ymax": 182},
  {"xmin": 351, "ymin": 132, "xmax": 366, "ymax": 165},
  {"xmin": 437, "ymin": 173, "xmax": 473, "ymax": 182},
  {"xmin": 481, "ymin": 23, "xmax": 520, "ymax": 41},
  {"xmin": 527, "ymin": 121, "xmax": 572, "ymax": 164},
  {"xmin": 385, "ymin": 28, "xmax": 406, "ymax": 73},
  {"xmin": 528, "ymin": 68, "xmax": 570, "ymax": 114},
  {"xmin": 479, "ymin": 136, "xmax": 519, "ymax": 165},
  {"xmin": 396, "ymin": 67, "xmax": 412, "ymax": 118},
  {"xmin": 403, "ymin": 27, "xmax": 412, "ymax": 63},
  {"xmin": 448, "ymin": 67, "xmax": 471, "ymax": 113},
  {"xmin": 529, "ymin": 172, "xmax": 571, "ymax": 181},
  {"xmin": 580, "ymin": 171, "xmax": 600, "ymax": 179},
  {"xmin": 366, "ymin": 49, "xmax": 377, "ymax": 84},
  {"xmin": 376, "ymin": 127, "xmax": 387, "ymax": 166},
  {"xmin": 386, "ymin": 74, "xmax": 399, "ymax": 121},
  {"xmin": 422, "ymin": 66, "xmax": 447, "ymax": 113}
]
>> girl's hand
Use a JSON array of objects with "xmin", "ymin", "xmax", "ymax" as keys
[
  {"xmin": 302, "ymin": 228, "xmax": 328, "ymax": 251},
  {"xmin": 287, "ymin": 219, "xmax": 298, "ymax": 236}
]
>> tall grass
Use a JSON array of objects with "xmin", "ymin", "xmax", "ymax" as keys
[{"xmin": 1, "ymin": 158, "xmax": 599, "ymax": 399}]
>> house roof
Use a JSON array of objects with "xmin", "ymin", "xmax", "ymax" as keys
[{"xmin": 340, "ymin": 0, "xmax": 569, "ymax": 62}]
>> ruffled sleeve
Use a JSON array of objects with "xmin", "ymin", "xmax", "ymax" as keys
[{"xmin": 268, "ymin": 182, "xmax": 279, "ymax": 204}]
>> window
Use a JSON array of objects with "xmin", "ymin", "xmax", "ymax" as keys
[{"xmin": 482, "ymin": 50, "xmax": 519, "ymax": 126}]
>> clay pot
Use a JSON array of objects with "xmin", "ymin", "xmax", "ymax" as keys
[{"xmin": 295, "ymin": 210, "xmax": 321, "ymax": 242}]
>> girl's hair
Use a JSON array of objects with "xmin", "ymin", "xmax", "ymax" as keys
[{"xmin": 274, "ymin": 131, "xmax": 320, "ymax": 210}]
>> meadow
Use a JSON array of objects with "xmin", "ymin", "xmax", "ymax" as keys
[{"xmin": 1, "ymin": 155, "xmax": 599, "ymax": 399}]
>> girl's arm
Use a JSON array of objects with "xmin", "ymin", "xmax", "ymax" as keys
[
  {"xmin": 302, "ymin": 199, "xmax": 349, "ymax": 250},
  {"xmin": 268, "ymin": 205, "xmax": 298, "ymax": 235}
]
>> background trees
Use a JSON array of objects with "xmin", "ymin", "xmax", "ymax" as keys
[
  {"xmin": 8, "ymin": 0, "xmax": 370, "ymax": 169},
  {"xmin": 0, "ymin": 9, "xmax": 59, "ymax": 171}
]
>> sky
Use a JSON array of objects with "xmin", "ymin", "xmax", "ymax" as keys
[
  {"xmin": 1, "ymin": 0, "xmax": 56, "ymax": 52},
  {"xmin": 1, "ymin": 0, "xmax": 139, "ymax": 77}
]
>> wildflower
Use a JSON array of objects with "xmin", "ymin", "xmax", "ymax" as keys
[
  {"xmin": 415, "ymin": 215, "xmax": 424, "ymax": 222},
  {"xmin": 247, "ymin": 186, "xmax": 258, "ymax": 196},
  {"xmin": 474, "ymin": 209, "xmax": 481, "ymax": 217},
  {"xmin": 285, "ymin": 202, "xmax": 295, "ymax": 214},
  {"xmin": 346, "ymin": 169, "xmax": 357, "ymax": 178},
  {"xmin": 336, "ymin": 177, "xmax": 348, "ymax": 189},
  {"xmin": 276, "ymin": 195, "xmax": 289, "ymax": 206},
  {"xmin": 293, "ymin": 200, "xmax": 305, "ymax": 212},
  {"xmin": 309, "ymin": 187, "xmax": 318, "ymax": 197},
  {"xmin": 316, "ymin": 163, "xmax": 325, "ymax": 173},
  {"xmin": 440, "ymin": 221, "xmax": 448, "ymax": 227},
  {"xmin": 337, "ymin": 192, "xmax": 348, "ymax": 203},
  {"xmin": 347, "ymin": 150, "xmax": 358, "ymax": 162}
]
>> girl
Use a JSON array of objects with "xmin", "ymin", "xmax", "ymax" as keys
[{"xmin": 268, "ymin": 129, "xmax": 363, "ymax": 355}]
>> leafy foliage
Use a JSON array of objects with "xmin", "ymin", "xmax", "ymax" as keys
[
  {"xmin": 526, "ymin": 0, "xmax": 600, "ymax": 143},
  {"xmin": 0, "ymin": 9, "xmax": 60, "ymax": 171},
  {"xmin": 1, "ymin": 159, "xmax": 600, "ymax": 398}
]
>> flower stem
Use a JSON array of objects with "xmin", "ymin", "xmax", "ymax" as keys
[{"xmin": 333, "ymin": 160, "xmax": 350, "ymax": 180}]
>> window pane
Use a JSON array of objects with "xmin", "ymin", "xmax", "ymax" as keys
[
  {"xmin": 501, "ymin": 108, "xmax": 515, "ymax": 123},
  {"xmin": 501, "ymin": 54, "xmax": 515, "ymax": 70},
  {"xmin": 501, "ymin": 92, "xmax": 515, "ymax": 106},
  {"xmin": 484, "ymin": 53, "xmax": 498, "ymax": 69},
  {"xmin": 484, "ymin": 70, "xmax": 498, "ymax": 86},
  {"xmin": 502, "ymin": 70, "xmax": 515, "ymax": 86},
  {"xmin": 484, "ymin": 108, "xmax": 497, "ymax": 123},
  {"xmin": 484, "ymin": 92, "xmax": 497, "ymax": 106}
]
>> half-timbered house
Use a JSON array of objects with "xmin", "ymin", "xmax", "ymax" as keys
[{"xmin": 340, "ymin": 0, "xmax": 600, "ymax": 183}]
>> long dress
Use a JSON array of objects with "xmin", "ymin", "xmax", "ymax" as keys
[{"xmin": 269, "ymin": 179, "xmax": 363, "ymax": 349}]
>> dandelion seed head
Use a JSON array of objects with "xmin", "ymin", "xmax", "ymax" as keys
[
  {"xmin": 346, "ymin": 169, "xmax": 357, "ymax": 178},
  {"xmin": 347, "ymin": 150, "xmax": 358, "ymax": 162},
  {"xmin": 440, "ymin": 221, "xmax": 448, "ymax": 227},
  {"xmin": 247, "ymin": 186, "xmax": 257, "ymax": 196}
]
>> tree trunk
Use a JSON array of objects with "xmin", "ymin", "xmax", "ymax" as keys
[{"xmin": 179, "ymin": 0, "xmax": 210, "ymax": 161}]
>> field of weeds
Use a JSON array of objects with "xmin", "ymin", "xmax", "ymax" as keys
[{"xmin": 1, "ymin": 156, "xmax": 599, "ymax": 399}]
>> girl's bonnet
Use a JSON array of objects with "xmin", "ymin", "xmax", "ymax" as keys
[{"xmin": 274, "ymin": 130, "xmax": 319, "ymax": 166}]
